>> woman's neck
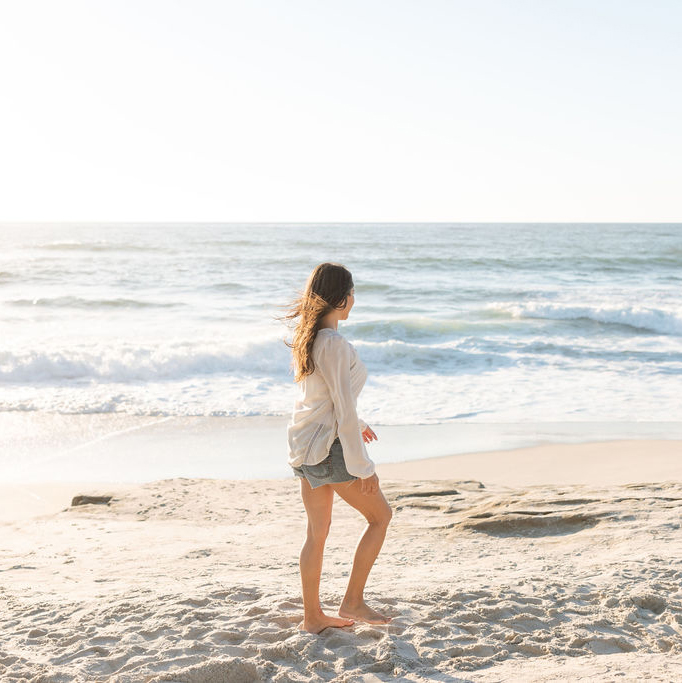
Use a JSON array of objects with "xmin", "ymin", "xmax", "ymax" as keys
[{"xmin": 319, "ymin": 315, "xmax": 339, "ymax": 330}]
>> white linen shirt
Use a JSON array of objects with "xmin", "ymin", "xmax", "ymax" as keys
[{"xmin": 287, "ymin": 327, "xmax": 375, "ymax": 478}]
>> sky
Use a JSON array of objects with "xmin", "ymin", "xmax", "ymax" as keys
[{"xmin": 0, "ymin": 0, "xmax": 680, "ymax": 222}]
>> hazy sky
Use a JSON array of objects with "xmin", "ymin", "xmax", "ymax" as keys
[{"xmin": 1, "ymin": 0, "xmax": 680, "ymax": 222}]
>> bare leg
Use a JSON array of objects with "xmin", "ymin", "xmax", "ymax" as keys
[
  {"xmin": 331, "ymin": 478, "xmax": 393, "ymax": 624},
  {"xmin": 298, "ymin": 478, "xmax": 355, "ymax": 633}
]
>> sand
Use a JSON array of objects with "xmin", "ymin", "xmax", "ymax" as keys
[
  {"xmin": 1, "ymin": 440, "xmax": 681, "ymax": 682},
  {"xmin": 377, "ymin": 439, "xmax": 682, "ymax": 487}
]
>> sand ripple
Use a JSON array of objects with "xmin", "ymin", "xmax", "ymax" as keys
[{"xmin": 1, "ymin": 478, "xmax": 681, "ymax": 681}]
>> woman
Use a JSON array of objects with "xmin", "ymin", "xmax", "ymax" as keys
[{"xmin": 283, "ymin": 262, "xmax": 393, "ymax": 634}]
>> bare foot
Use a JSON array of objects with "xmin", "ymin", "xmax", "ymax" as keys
[
  {"xmin": 338, "ymin": 600, "xmax": 392, "ymax": 624},
  {"xmin": 298, "ymin": 613, "xmax": 355, "ymax": 634}
]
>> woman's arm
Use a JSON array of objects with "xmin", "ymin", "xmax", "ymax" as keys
[{"xmin": 317, "ymin": 336, "xmax": 376, "ymax": 478}]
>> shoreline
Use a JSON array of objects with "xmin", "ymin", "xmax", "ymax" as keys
[
  {"xmin": 2, "ymin": 437, "xmax": 680, "ymax": 524},
  {"xmin": 3, "ymin": 411, "xmax": 682, "ymax": 484},
  {"xmin": 376, "ymin": 438, "xmax": 682, "ymax": 487}
]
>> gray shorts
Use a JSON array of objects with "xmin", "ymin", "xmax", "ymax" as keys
[{"xmin": 292, "ymin": 437, "xmax": 358, "ymax": 489}]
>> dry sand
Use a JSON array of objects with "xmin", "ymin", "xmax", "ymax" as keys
[{"xmin": 1, "ymin": 440, "xmax": 681, "ymax": 682}]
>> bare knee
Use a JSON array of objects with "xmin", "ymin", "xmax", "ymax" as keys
[
  {"xmin": 368, "ymin": 504, "xmax": 392, "ymax": 529},
  {"xmin": 306, "ymin": 518, "xmax": 332, "ymax": 546}
]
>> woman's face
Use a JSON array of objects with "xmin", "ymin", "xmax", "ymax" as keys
[{"xmin": 340, "ymin": 288, "xmax": 355, "ymax": 319}]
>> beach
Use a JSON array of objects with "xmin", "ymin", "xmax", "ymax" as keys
[
  {"xmin": 3, "ymin": 0, "xmax": 682, "ymax": 668},
  {"xmin": 2, "ymin": 437, "xmax": 681, "ymax": 682},
  {"xmin": 2, "ymin": 224, "xmax": 681, "ymax": 680}
]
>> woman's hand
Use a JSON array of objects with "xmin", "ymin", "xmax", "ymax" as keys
[
  {"xmin": 359, "ymin": 473, "xmax": 379, "ymax": 495},
  {"xmin": 361, "ymin": 425, "xmax": 378, "ymax": 443}
]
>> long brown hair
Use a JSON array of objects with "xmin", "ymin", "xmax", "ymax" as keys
[{"xmin": 281, "ymin": 263, "xmax": 354, "ymax": 382}]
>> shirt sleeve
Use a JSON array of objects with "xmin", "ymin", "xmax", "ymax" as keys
[{"xmin": 316, "ymin": 335, "xmax": 376, "ymax": 478}]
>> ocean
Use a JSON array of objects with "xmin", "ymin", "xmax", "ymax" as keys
[{"xmin": 1, "ymin": 223, "xmax": 681, "ymax": 426}]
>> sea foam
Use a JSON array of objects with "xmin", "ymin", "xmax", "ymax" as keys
[
  {"xmin": 489, "ymin": 302, "xmax": 682, "ymax": 336},
  {"xmin": 1, "ymin": 222, "xmax": 681, "ymax": 422}
]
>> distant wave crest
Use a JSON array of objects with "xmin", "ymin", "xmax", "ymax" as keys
[
  {"xmin": 346, "ymin": 317, "xmax": 472, "ymax": 341},
  {"xmin": 32, "ymin": 241, "xmax": 159, "ymax": 252},
  {"xmin": 9, "ymin": 296, "xmax": 183, "ymax": 309},
  {"xmin": 0, "ymin": 340, "xmax": 292, "ymax": 384},
  {"xmin": 0, "ymin": 335, "xmax": 519, "ymax": 385},
  {"xmin": 488, "ymin": 302, "xmax": 682, "ymax": 336}
]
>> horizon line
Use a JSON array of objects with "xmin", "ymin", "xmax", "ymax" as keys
[{"xmin": 2, "ymin": 220, "xmax": 681, "ymax": 226}]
